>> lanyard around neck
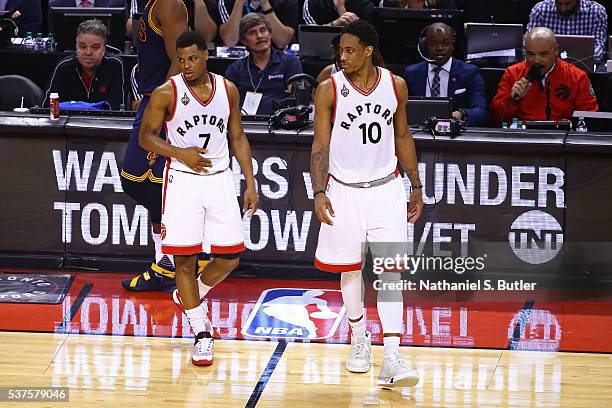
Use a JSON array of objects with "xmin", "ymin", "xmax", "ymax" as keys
[{"xmin": 247, "ymin": 58, "xmax": 268, "ymax": 93}]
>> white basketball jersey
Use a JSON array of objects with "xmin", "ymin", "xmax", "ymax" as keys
[
  {"xmin": 165, "ymin": 72, "xmax": 231, "ymax": 174},
  {"xmin": 329, "ymin": 67, "xmax": 399, "ymax": 183}
]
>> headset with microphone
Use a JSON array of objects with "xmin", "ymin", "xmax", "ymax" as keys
[
  {"xmin": 417, "ymin": 24, "xmax": 456, "ymax": 64},
  {"xmin": 417, "ymin": 24, "xmax": 456, "ymax": 97}
]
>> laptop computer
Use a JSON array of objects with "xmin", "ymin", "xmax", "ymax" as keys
[
  {"xmin": 298, "ymin": 25, "xmax": 341, "ymax": 59},
  {"xmin": 406, "ymin": 97, "xmax": 452, "ymax": 127},
  {"xmin": 556, "ymin": 35, "xmax": 595, "ymax": 72},
  {"xmin": 466, "ymin": 23, "xmax": 524, "ymax": 55}
]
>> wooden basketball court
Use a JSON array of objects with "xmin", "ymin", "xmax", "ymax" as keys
[{"xmin": 1, "ymin": 269, "xmax": 611, "ymax": 407}]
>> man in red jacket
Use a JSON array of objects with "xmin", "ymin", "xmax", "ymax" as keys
[{"xmin": 490, "ymin": 27, "xmax": 598, "ymax": 126}]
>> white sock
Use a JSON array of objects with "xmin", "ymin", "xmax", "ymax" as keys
[
  {"xmin": 383, "ymin": 336, "xmax": 400, "ymax": 359},
  {"xmin": 185, "ymin": 304, "xmax": 210, "ymax": 336},
  {"xmin": 349, "ymin": 316, "xmax": 366, "ymax": 338},
  {"xmin": 197, "ymin": 276, "xmax": 213, "ymax": 300},
  {"xmin": 340, "ymin": 270, "xmax": 364, "ymax": 320},
  {"xmin": 153, "ymin": 233, "xmax": 163, "ymax": 264},
  {"xmin": 154, "ymin": 232, "xmax": 174, "ymax": 269}
]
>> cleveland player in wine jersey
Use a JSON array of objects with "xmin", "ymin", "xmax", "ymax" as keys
[
  {"xmin": 139, "ymin": 31, "xmax": 258, "ymax": 366},
  {"xmin": 311, "ymin": 21, "xmax": 424, "ymax": 388}
]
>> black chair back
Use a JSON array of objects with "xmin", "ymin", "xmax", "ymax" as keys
[{"xmin": 0, "ymin": 75, "xmax": 44, "ymax": 111}]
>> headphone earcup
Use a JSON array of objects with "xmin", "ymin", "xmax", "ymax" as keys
[{"xmin": 418, "ymin": 36, "xmax": 428, "ymax": 59}]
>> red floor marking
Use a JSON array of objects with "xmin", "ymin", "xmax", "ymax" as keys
[{"xmin": 0, "ymin": 269, "xmax": 611, "ymax": 353}]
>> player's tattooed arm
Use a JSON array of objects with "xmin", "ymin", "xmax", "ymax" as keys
[
  {"xmin": 311, "ymin": 145, "xmax": 329, "ymax": 193},
  {"xmin": 404, "ymin": 167, "xmax": 421, "ymax": 188},
  {"xmin": 311, "ymin": 79, "xmax": 335, "ymax": 225}
]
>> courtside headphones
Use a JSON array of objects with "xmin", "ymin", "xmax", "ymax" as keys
[{"xmin": 417, "ymin": 23, "xmax": 456, "ymax": 61}]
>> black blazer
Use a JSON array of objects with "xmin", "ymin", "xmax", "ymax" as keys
[{"xmin": 42, "ymin": 54, "xmax": 126, "ymax": 109}]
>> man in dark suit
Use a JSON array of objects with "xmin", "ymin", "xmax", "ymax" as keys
[{"xmin": 404, "ymin": 23, "xmax": 488, "ymax": 127}]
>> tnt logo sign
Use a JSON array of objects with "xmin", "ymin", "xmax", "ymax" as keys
[
  {"xmin": 507, "ymin": 309, "xmax": 562, "ymax": 351},
  {"xmin": 508, "ymin": 210, "xmax": 563, "ymax": 264},
  {"xmin": 242, "ymin": 288, "xmax": 345, "ymax": 340}
]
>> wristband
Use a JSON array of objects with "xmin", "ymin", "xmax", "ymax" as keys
[
  {"xmin": 314, "ymin": 189, "xmax": 326, "ymax": 197},
  {"xmin": 262, "ymin": 7, "xmax": 274, "ymax": 14},
  {"xmin": 411, "ymin": 185, "xmax": 423, "ymax": 190}
]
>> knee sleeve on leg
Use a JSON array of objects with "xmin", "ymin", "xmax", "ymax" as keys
[
  {"xmin": 340, "ymin": 270, "xmax": 365, "ymax": 320},
  {"xmin": 376, "ymin": 272, "xmax": 404, "ymax": 334}
]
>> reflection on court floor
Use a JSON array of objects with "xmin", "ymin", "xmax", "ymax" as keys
[{"xmin": 0, "ymin": 269, "xmax": 611, "ymax": 406}]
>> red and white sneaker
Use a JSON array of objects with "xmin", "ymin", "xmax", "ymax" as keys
[{"xmin": 192, "ymin": 331, "xmax": 214, "ymax": 366}]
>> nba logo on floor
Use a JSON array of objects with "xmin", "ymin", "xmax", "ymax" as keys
[{"xmin": 242, "ymin": 288, "xmax": 345, "ymax": 340}]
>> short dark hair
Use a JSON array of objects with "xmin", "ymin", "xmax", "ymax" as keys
[
  {"xmin": 76, "ymin": 19, "xmax": 108, "ymax": 42},
  {"xmin": 341, "ymin": 20, "xmax": 378, "ymax": 48},
  {"xmin": 176, "ymin": 30, "xmax": 207, "ymax": 51}
]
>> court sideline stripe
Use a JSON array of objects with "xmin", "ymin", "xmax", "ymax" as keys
[
  {"xmin": 56, "ymin": 283, "xmax": 93, "ymax": 333},
  {"xmin": 507, "ymin": 299, "xmax": 535, "ymax": 350},
  {"xmin": 245, "ymin": 340, "xmax": 288, "ymax": 407}
]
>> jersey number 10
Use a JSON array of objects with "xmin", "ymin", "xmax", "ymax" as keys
[{"xmin": 359, "ymin": 123, "xmax": 382, "ymax": 144}]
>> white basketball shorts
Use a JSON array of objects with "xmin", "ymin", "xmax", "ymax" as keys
[
  {"xmin": 315, "ymin": 175, "xmax": 408, "ymax": 272},
  {"xmin": 161, "ymin": 167, "xmax": 245, "ymax": 256}
]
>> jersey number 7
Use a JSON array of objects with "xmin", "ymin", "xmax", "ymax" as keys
[{"xmin": 199, "ymin": 133, "xmax": 211, "ymax": 149}]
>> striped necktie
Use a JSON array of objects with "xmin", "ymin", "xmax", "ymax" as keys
[{"xmin": 431, "ymin": 66, "xmax": 442, "ymax": 97}]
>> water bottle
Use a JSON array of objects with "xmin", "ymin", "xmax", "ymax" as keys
[
  {"xmin": 509, "ymin": 117, "xmax": 518, "ymax": 129},
  {"xmin": 119, "ymin": 104, "xmax": 126, "ymax": 112},
  {"xmin": 46, "ymin": 33, "xmax": 57, "ymax": 52},
  {"xmin": 501, "ymin": 122, "xmax": 508, "ymax": 129},
  {"xmin": 576, "ymin": 117, "xmax": 588, "ymax": 132},
  {"xmin": 517, "ymin": 121, "xmax": 523, "ymax": 130},
  {"xmin": 23, "ymin": 32, "xmax": 34, "ymax": 50},
  {"xmin": 35, "ymin": 33, "xmax": 44, "ymax": 51}
]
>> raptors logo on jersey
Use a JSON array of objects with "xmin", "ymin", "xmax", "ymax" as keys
[
  {"xmin": 165, "ymin": 72, "xmax": 231, "ymax": 174},
  {"xmin": 330, "ymin": 67, "xmax": 399, "ymax": 184}
]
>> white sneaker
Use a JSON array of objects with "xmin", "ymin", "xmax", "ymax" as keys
[
  {"xmin": 192, "ymin": 331, "xmax": 214, "ymax": 366},
  {"xmin": 377, "ymin": 354, "xmax": 419, "ymax": 388},
  {"xmin": 346, "ymin": 331, "xmax": 372, "ymax": 373}
]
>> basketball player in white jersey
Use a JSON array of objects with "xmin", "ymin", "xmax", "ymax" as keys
[
  {"xmin": 139, "ymin": 31, "xmax": 258, "ymax": 366},
  {"xmin": 311, "ymin": 21, "xmax": 424, "ymax": 388}
]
